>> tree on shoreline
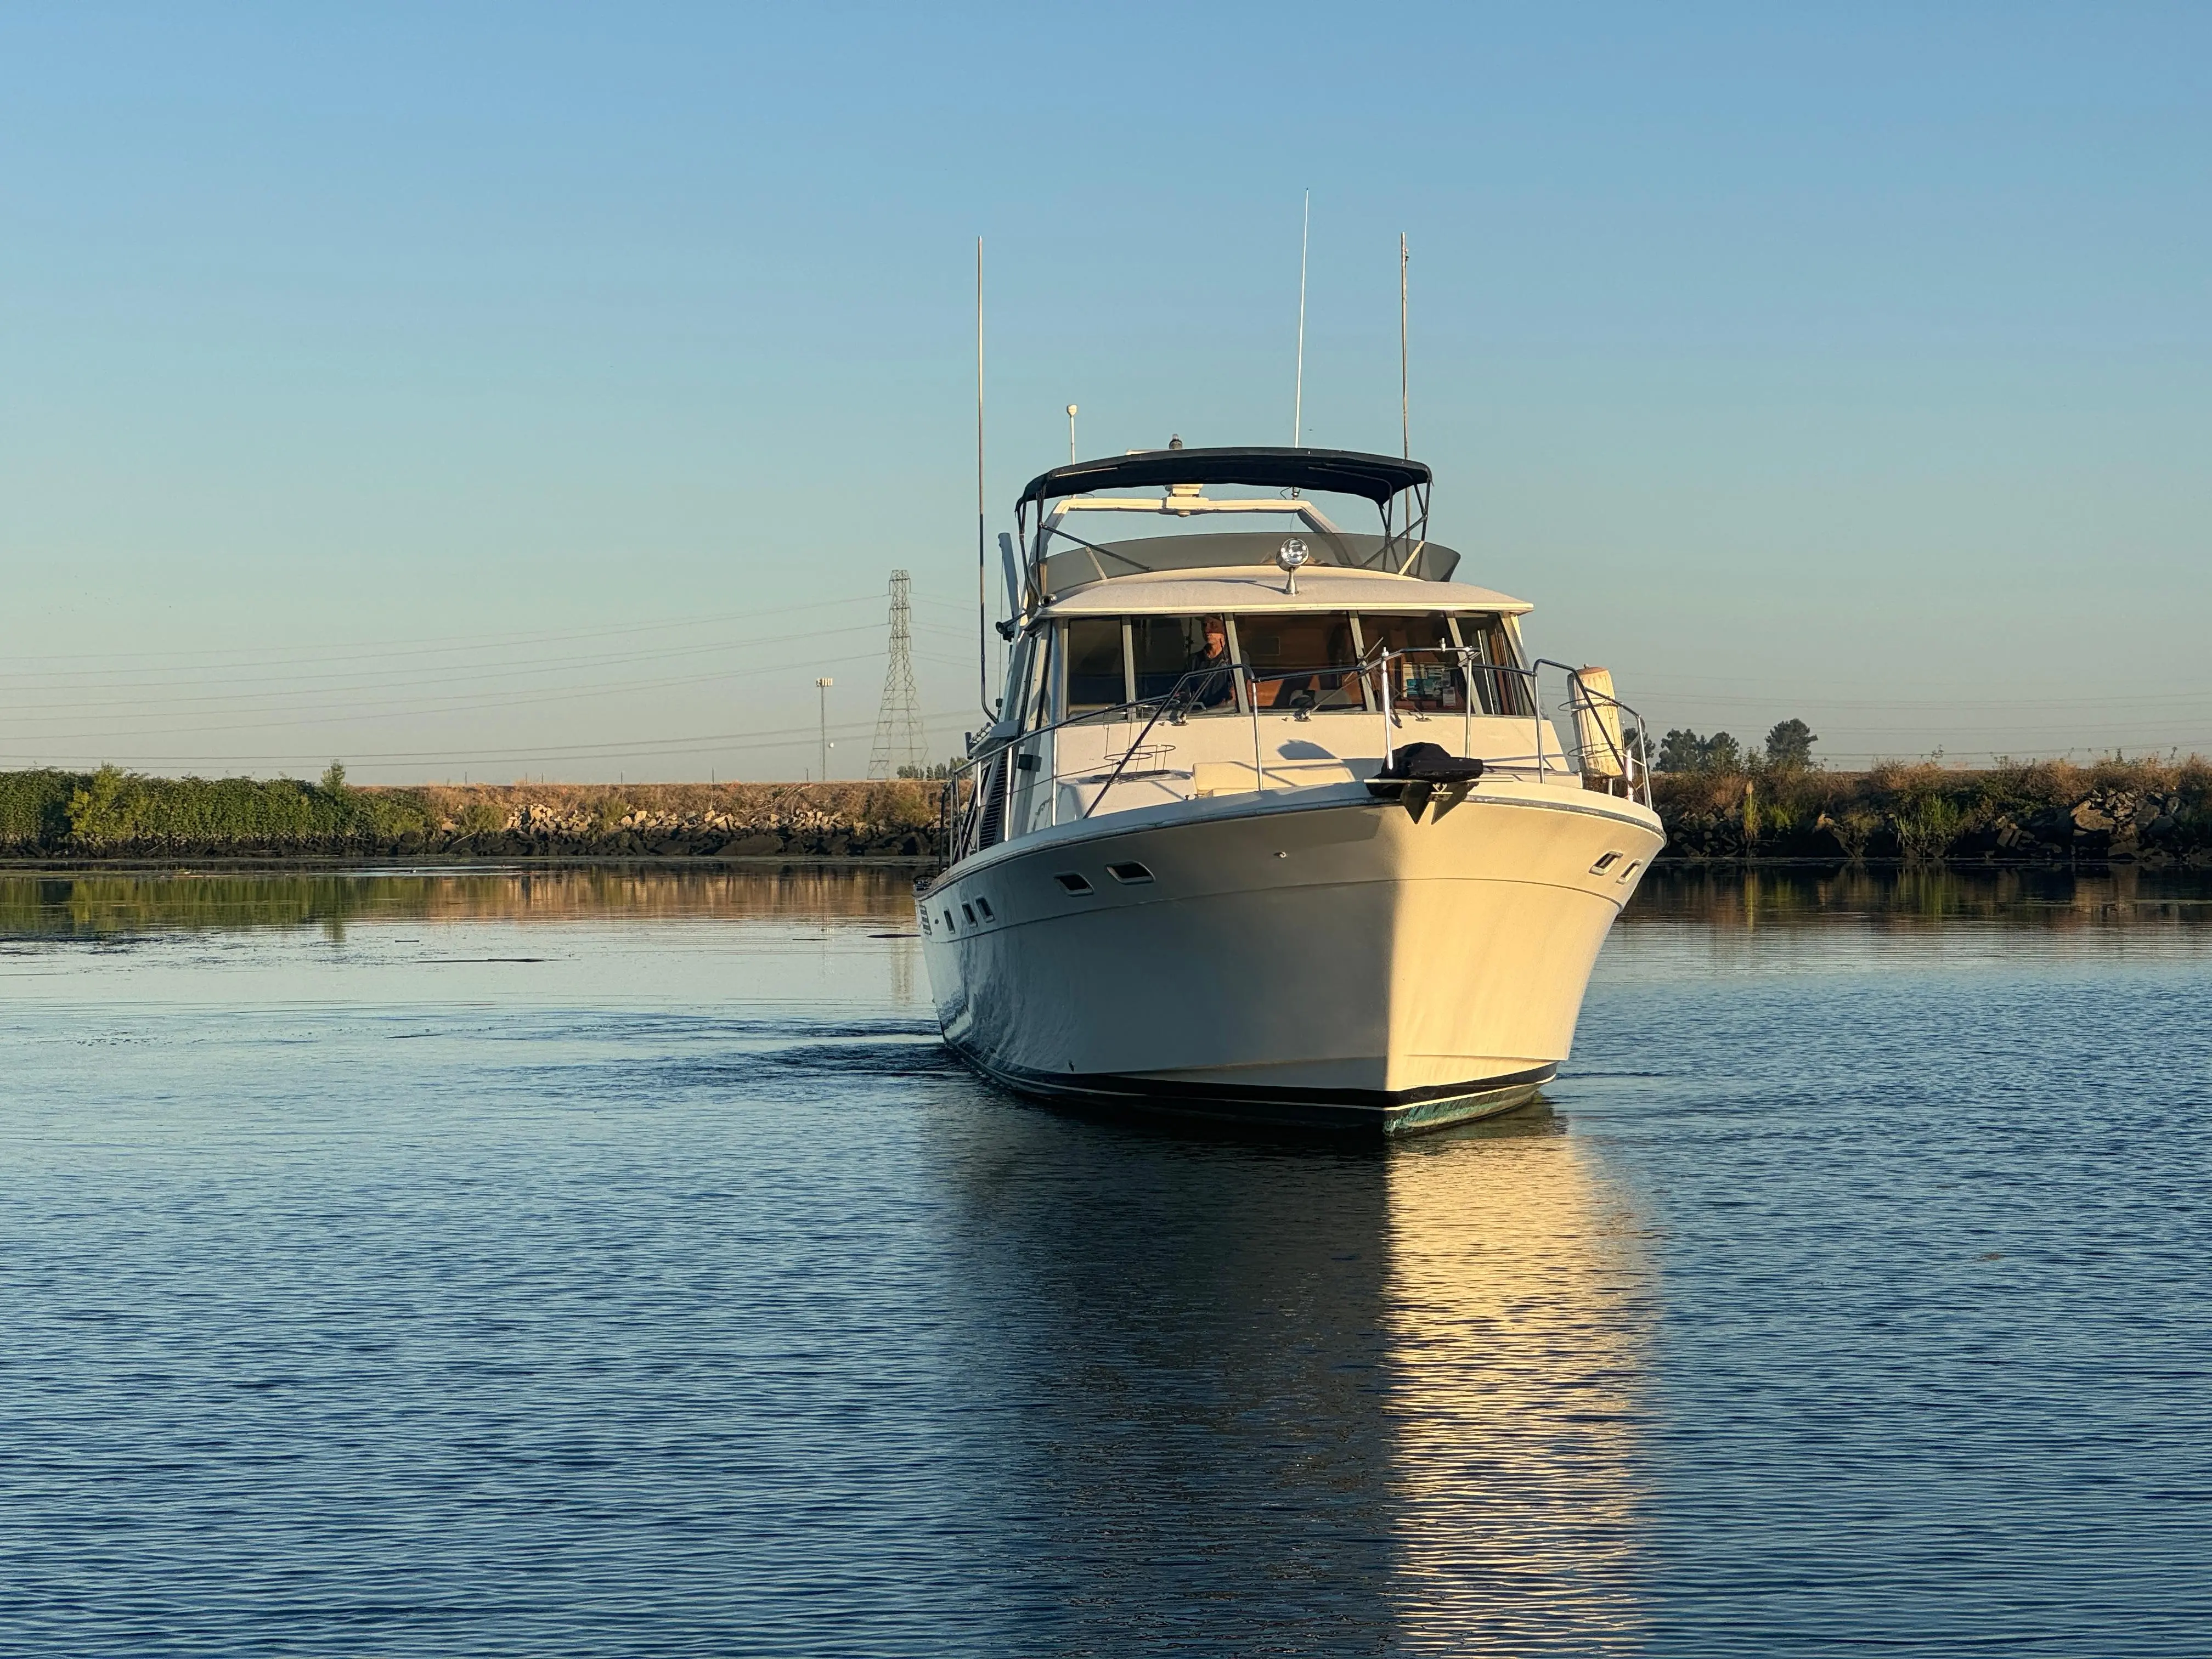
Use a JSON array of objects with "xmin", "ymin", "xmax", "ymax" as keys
[
  {"xmin": 1659, "ymin": 729, "xmax": 1741, "ymax": 772},
  {"xmin": 1765, "ymin": 719, "xmax": 1818, "ymax": 771},
  {"xmin": 1658, "ymin": 723, "xmax": 1817, "ymax": 773}
]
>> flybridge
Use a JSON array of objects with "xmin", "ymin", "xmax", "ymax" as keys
[{"xmin": 1011, "ymin": 443, "xmax": 1440, "ymax": 613}]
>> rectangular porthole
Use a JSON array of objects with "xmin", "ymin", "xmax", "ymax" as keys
[
  {"xmin": 1054, "ymin": 872, "xmax": 1093, "ymax": 894},
  {"xmin": 1616, "ymin": 861, "xmax": 1641, "ymax": 883},
  {"xmin": 1107, "ymin": 862, "xmax": 1154, "ymax": 884},
  {"xmin": 961, "ymin": 902, "xmax": 976, "ymax": 925},
  {"xmin": 1590, "ymin": 851, "xmax": 1621, "ymax": 873},
  {"xmin": 944, "ymin": 909, "xmax": 957, "ymax": 929},
  {"xmin": 973, "ymin": 897, "xmax": 993, "ymax": 921}
]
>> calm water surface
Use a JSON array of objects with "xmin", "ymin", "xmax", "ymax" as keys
[{"xmin": 1, "ymin": 866, "xmax": 2207, "ymax": 1656}]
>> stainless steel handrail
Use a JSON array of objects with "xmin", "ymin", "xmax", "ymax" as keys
[
  {"xmin": 1529, "ymin": 657, "xmax": 1654, "ymax": 805},
  {"xmin": 1360, "ymin": 648, "xmax": 1654, "ymax": 805},
  {"xmin": 936, "ymin": 647, "xmax": 1653, "ymax": 864}
]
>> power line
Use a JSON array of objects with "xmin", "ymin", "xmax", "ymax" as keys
[
  {"xmin": 0, "ymin": 625, "xmax": 895, "ymax": 712},
  {"xmin": 0, "ymin": 592, "xmax": 888, "ymax": 673},
  {"xmin": 0, "ymin": 710, "xmax": 977, "ymax": 770},
  {"xmin": 1, "ymin": 648, "xmax": 900, "ymax": 740}
]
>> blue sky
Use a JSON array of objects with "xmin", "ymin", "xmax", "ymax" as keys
[{"xmin": 1, "ymin": 4, "xmax": 2205, "ymax": 779}]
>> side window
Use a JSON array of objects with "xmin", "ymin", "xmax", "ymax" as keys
[
  {"xmin": 1131, "ymin": 616, "xmax": 1237, "ymax": 711},
  {"xmin": 1234, "ymin": 613, "xmax": 1367, "ymax": 712},
  {"xmin": 1359, "ymin": 613, "xmax": 1464, "ymax": 714},
  {"xmin": 1019, "ymin": 629, "xmax": 1053, "ymax": 730},
  {"xmin": 1001, "ymin": 631, "xmax": 1040, "ymax": 727},
  {"xmin": 1063, "ymin": 618, "xmax": 1127, "ymax": 713},
  {"xmin": 1458, "ymin": 613, "xmax": 1534, "ymax": 716}
]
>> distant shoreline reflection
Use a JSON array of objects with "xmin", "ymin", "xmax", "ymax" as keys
[
  {"xmin": 1626, "ymin": 864, "xmax": 2212, "ymax": 932},
  {"xmin": 4, "ymin": 863, "xmax": 2210, "ymax": 941},
  {"xmin": 0, "ymin": 867, "xmax": 918, "ymax": 938}
]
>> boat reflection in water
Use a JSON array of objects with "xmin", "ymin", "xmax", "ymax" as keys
[
  {"xmin": 936, "ymin": 1102, "xmax": 1653, "ymax": 1652},
  {"xmin": 1384, "ymin": 1121, "xmax": 1652, "ymax": 1650}
]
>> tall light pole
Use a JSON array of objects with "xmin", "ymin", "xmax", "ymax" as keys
[
  {"xmin": 815, "ymin": 677, "xmax": 834, "ymax": 781},
  {"xmin": 1066, "ymin": 403, "xmax": 1078, "ymax": 463}
]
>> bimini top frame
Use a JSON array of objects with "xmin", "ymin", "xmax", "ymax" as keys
[
  {"xmin": 1012, "ymin": 444, "xmax": 1436, "ymax": 616},
  {"xmin": 1020, "ymin": 445, "xmax": 1429, "ymax": 506}
]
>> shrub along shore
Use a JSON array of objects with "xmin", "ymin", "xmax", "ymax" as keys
[
  {"xmin": 0, "ymin": 758, "xmax": 2207, "ymax": 866},
  {"xmin": 1654, "ymin": 755, "xmax": 2210, "ymax": 865},
  {"xmin": 0, "ymin": 770, "xmax": 943, "ymax": 863}
]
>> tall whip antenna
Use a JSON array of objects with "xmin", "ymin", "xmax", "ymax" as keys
[
  {"xmin": 1291, "ymin": 190, "xmax": 1309, "ymax": 448},
  {"xmin": 975, "ymin": 236, "xmax": 991, "ymax": 719},
  {"xmin": 1400, "ymin": 232, "xmax": 1409, "ymax": 459}
]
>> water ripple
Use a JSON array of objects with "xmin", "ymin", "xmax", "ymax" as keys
[{"xmin": 0, "ymin": 870, "xmax": 2205, "ymax": 1654}]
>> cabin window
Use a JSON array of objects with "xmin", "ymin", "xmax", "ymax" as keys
[
  {"xmin": 1362, "ymin": 614, "xmax": 1469, "ymax": 712},
  {"xmin": 1358, "ymin": 613, "xmax": 1466, "ymax": 714},
  {"xmin": 1232, "ymin": 613, "xmax": 1367, "ymax": 712},
  {"xmin": 1062, "ymin": 618, "xmax": 1128, "ymax": 713},
  {"xmin": 1457, "ymin": 614, "xmax": 1534, "ymax": 716},
  {"xmin": 1131, "ymin": 616, "xmax": 1237, "ymax": 710}
]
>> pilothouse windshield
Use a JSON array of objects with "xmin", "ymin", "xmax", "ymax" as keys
[{"xmin": 1047, "ymin": 610, "xmax": 1527, "ymax": 721}]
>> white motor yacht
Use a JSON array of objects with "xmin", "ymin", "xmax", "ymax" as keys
[{"xmin": 920, "ymin": 443, "xmax": 1662, "ymax": 1135}]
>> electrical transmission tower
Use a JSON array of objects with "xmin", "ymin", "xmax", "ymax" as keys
[{"xmin": 867, "ymin": 569, "xmax": 928, "ymax": 780}]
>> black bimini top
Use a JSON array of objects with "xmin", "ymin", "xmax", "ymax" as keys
[{"xmin": 1019, "ymin": 445, "xmax": 1430, "ymax": 507}]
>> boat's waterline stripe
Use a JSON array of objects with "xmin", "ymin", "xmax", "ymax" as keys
[{"xmin": 953, "ymin": 1045, "xmax": 1556, "ymax": 1117}]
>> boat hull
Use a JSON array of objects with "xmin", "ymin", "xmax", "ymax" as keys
[{"xmin": 919, "ymin": 782, "xmax": 1662, "ymax": 1137}]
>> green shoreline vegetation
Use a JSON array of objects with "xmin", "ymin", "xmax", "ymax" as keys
[
  {"xmin": 1639, "ymin": 719, "xmax": 2212, "ymax": 864},
  {"xmin": 1, "ymin": 748, "xmax": 2207, "ymax": 866},
  {"xmin": 0, "ymin": 766, "xmax": 943, "ymax": 862}
]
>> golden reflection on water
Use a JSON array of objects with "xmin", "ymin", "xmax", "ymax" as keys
[
  {"xmin": 936, "ymin": 1099, "xmax": 1658, "ymax": 1650},
  {"xmin": 1383, "ymin": 1116, "xmax": 1654, "ymax": 1649}
]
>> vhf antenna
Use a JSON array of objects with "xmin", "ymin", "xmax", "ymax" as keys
[
  {"xmin": 975, "ymin": 236, "xmax": 992, "ymax": 720},
  {"xmin": 1400, "ymin": 232, "xmax": 1409, "ymax": 459},
  {"xmin": 1291, "ymin": 190, "xmax": 1309, "ymax": 449}
]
